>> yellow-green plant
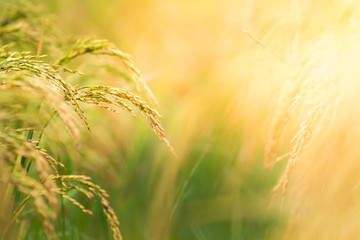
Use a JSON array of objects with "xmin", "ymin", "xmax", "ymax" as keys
[{"xmin": 0, "ymin": 1, "xmax": 173, "ymax": 239}]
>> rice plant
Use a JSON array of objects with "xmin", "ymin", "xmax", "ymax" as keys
[{"xmin": 0, "ymin": 1, "xmax": 173, "ymax": 239}]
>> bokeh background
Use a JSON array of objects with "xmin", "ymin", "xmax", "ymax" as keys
[
  {"xmin": 46, "ymin": 0, "xmax": 287, "ymax": 239},
  {"xmin": 5, "ymin": 0, "xmax": 360, "ymax": 239}
]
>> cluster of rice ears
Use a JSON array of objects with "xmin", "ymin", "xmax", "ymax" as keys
[
  {"xmin": 0, "ymin": 1, "xmax": 174, "ymax": 239},
  {"xmin": 255, "ymin": 1, "xmax": 360, "ymax": 238},
  {"xmin": 261, "ymin": 4, "xmax": 356, "ymax": 208},
  {"xmin": 264, "ymin": 46, "xmax": 326, "ymax": 206}
]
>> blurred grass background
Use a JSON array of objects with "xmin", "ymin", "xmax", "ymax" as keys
[
  {"xmin": 38, "ymin": 0, "xmax": 288, "ymax": 239},
  {"xmin": 3, "ymin": 0, "xmax": 336, "ymax": 239}
]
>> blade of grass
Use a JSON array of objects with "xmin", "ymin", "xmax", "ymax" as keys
[
  {"xmin": 152, "ymin": 146, "xmax": 210, "ymax": 240},
  {"xmin": 1, "ymin": 197, "xmax": 30, "ymax": 240}
]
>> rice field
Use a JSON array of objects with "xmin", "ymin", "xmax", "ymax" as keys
[{"xmin": 1, "ymin": 0, "xmax": 360, "ymax": 239}]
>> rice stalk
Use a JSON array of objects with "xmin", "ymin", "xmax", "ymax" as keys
[
  {"xmin": 52, "ymin": 175, "xmax": 122, "ymax": 240},
  {"xmin": 76, "ymin": 85, "xmax": 175, "ymax": 155},
  {"xmin": 0, "ymin": 131, "xmax": 58, "ymax": 239},
  {"xmin": 265, "ymin": 40, "xmax": 337, "ymax": 204},
  {"xmin": 56, "ymin": 37, "xmax": 158, "ymax": 104}
]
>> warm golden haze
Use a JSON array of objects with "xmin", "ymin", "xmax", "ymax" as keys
[{"xmin": 2, "ymin": 0, "xmax": 360, "ymax": 239}]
